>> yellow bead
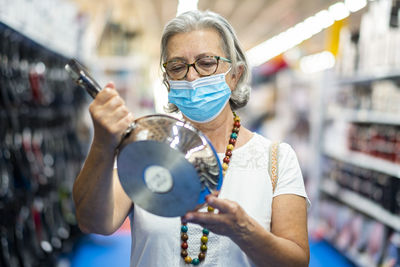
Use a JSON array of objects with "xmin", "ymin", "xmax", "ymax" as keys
[
  {"xmin": 234, "ymin": 116, "xmax": 240, "ymax": 122},
  {"xmin": 222, "ymin": 163, "xmax": 228, "ymax": 170},
  {"xmin": 207, "ymin": 206, "xmax": 214, "ymax": 212},
  {"xmin": 184, "ymin": 256, "xmax": 192, "ymax": 263},
  {"xmin": 201, "ymin": 236, "xmax": 208, "ymax": 243},
  {"xmin": 227, "ymin": 144, "xmax": 234, "ymax": 150},
  {"xmin": 200, "ymin": 244, "xmax": 207, "ymax": 252},
  {"xmin": 222, "ymin": 170, "xmax": 226, "ymax": 176}
]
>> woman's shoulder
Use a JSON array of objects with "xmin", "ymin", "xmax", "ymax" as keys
[{"xmin": 247, "ymin": 131, "xmax": 294, "ymax": 154}]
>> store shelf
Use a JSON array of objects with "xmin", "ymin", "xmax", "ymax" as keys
[
  {"xmin": 326, "ymin": 106, "xmax": 400, "ymax": 125},
  {"xmin": 336, "ymin": 71, "xmax": 400, "ymax": 85},
  {"xmin": 321, "ymin": 179, "xmax": 400, "ymax": 232},
  {"xmin": 324, "ymin": 147, "xmax": 400, "ymax": 178}
]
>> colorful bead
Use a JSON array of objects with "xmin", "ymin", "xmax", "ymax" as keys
[
  {"xmin": 192, "ymin": 258, "xmax": 200, "ymax": 265},
  {"xmin": 184, "ymin": 256, "xmax": 192, "ymax": 263},
  {"xmin": 181, "ymin": 233, "xmax": 188, "ymax": 241},
  {"xmin": 202, "ymin": 228, "xmax": 209, "ymax": 235},
  {"xmin": 181, "ymin": 242, "xmax": 188, "ymax": 249},
  {"xmin": 232, "ymin": 127, "xmax": 239, "ymax": 133},
  {"xmin": 223, "ymin": 157, "xmax": 230, "ymax": 164},
  {"xmin": 207, "ymin": 206, "xmax": 214, "ymax": 212},
  {"xmin": 200, "ymin": 244, "xmax": 207, "ymax": 252},
  {"xmin": 229, "ymin": 138, "xmax": 236, "ymax": 145},
  {"xmin": 222, "ymin": 162, "xmax": 228, "ymax": 170},
  {"xmin": 198, "ymin": 252, "xmax": 206, "ymax": 261},
  {"xmin": 234, "ymin": 116, "xmax": 240, "ymax": 122},
  {"xmin": 225, "ymin": 150, "xmax": 232, "ymax": 157},
  {"xmin": 181, "ymin": 250, "xmax": 188, "ymax": 258},
  {"xmin": 201, "ymin": 236, "xmax": 208, "ymax": 243},
  {"xmin": 230, "ymin": 133, "xmax": 238, "ymax": 139},
  {"xmin": 222, "ymin": 170, "xmax": 226, "ymax": 176},
  {"xmin": 181, "ymin": 225, "xmax": 188, "ymax": 233},
  {"xmin": 227, "ymin": 144, "xmax": 234, "ymax": 150},
  {"xmin": 234, "ymin": 121, "xmax": 241, "ymax": 128}
]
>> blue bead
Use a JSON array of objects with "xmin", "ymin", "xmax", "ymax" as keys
[
  {"xmin": 202, "ymin": 228, "xmax": 209, "ymax": 235},
  {"xmin": 192, "ymin": 258, "xmax": 200, "ymax": 265},
  {"xmin": 181, "ymin": 225, "xmax": 188, "ymax": 233},
  {"xmin": 231, "ymin": 133, "xmax": 237, "ymax": 139}
]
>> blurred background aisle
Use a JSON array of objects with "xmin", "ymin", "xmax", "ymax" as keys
[{"xmin": 1, "ymin": 0, "xmax": 400, "ymax": 266}]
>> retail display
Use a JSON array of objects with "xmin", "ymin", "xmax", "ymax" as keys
[
  {"xmin": 348, "ymin": 123, "xmax": 400, "ymax": 163},
  {"xmin": 315, "ymin": 1, "xmax": 400, "ymax": 266},
  {"xmin": 0, "ymin": 22, "xmax": 88, "ymax": 266}
]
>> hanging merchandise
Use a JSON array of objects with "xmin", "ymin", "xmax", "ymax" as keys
[{"xmin": 0, "ymin": 22, "xmax": 89, "ymax": 267}]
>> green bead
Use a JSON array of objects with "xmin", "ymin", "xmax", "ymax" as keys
[
  {"xmin": 200, "ymin": 244, "xmax": 207, "ymax": 252},
  {"xmin": 192, "ymin": 258, "xmax": 200, "ymax": 265},
  {"xmin": 202, "ymin": 228, "xmax": 209, "ymax": 235},
  {"xmin": 231, "ymin": 132, "xmax": 238, "ymax": 139},
  {"xmin": 181, "ymin": 225, "xmax": 188, "ymax": 233}
]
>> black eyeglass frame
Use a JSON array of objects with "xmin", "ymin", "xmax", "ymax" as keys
[{"xmin": 163, "ymin": 56, "xmax": 231, "ymax": 80}]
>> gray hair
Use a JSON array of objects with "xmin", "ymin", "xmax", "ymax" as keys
[{"xmin": 160, "ymin": 10, "xmax": 251, "ymax": 112}]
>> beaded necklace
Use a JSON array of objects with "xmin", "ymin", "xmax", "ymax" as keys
[{"xmin": 180, "ymin": 112, "xmax": 241, "ymax": 265}]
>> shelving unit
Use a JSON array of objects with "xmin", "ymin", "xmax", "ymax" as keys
[
  {"xmin": 326, "ymin": 106, "xmax": 400, "ymax": 125},
  {"xmin": 323, "ymin": 147, "xmax": 400, "ymax": 178},
  {"xmin": 314, "ymin": 3, "xmax": 400, "ymax": 265},
  {"xmin": 335, "ymin": 71, "xmax": 400, "ymax": 85},
  {"xmin": 321, "ymin": 179, "xmax": 400, "ymax": 231}
]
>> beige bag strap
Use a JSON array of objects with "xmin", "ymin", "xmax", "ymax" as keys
[{"xmin": 269, "ymin": 141, "xmax": 280, "ymax": 193}]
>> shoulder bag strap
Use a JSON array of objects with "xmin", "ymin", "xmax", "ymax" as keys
[{"xmin": 269, "ymin": 141, "xmax": 280, "ymax": 193}]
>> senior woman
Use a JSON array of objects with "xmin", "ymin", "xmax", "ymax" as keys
[{"xmin": 73, "ymin": 10, "xmax": 310, "ymax": 267}]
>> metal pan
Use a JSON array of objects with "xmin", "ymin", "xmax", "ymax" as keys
[{"xmin": 65, "ymin": 59, "xmax": 222, "ymax": 217}]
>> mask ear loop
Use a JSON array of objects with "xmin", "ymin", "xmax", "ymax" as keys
[{"xmin": 224, "ymin": 67, "xmax": 232, "ymax": 75}]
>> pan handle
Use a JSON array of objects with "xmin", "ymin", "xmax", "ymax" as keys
[
  {"xmin": 65, "ymin": 58, "xmax": 136, "ymax": 148},
  {"xmin": 65, "ymin": 58, "xmax": 102, "ymax": 99}
]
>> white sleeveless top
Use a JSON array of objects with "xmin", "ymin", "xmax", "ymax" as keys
[{"xmin": 128, "ymin": 133, "xmax": 309, "ymax": 267}]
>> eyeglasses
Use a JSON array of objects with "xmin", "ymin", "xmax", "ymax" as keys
[{"xmin": 163, "ymin": 56, "xmax": 231, "ymax": 80}]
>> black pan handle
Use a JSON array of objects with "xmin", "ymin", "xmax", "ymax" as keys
[{"xmin": 65, "ymin": 59, "xmax": 101, "ymax": 99}]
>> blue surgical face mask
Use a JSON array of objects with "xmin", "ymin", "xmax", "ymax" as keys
[{"xmin": 168, "ymin": 69, "xmax": 231, "ymax": 123}]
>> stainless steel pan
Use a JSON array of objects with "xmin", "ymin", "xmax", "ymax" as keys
[{"xmin": 65, "ymin": 59, "xmax": 222, "ymax": 217}]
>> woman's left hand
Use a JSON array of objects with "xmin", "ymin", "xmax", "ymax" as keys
[{"xmin": 182, "ymin": 195, "xmax": 252, "ymax": 239}]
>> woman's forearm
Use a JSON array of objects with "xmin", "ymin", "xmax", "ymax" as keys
[
  {"xmin": 73, "ymin": 142, "xmax": 117, "ymax": 235},
  {"xmin": 232, "ymin": 217, "xmax": 309, "ymax": 267}
]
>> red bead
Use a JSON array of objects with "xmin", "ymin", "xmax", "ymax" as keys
[
  {"xmin": 181, "ymin": 242, "xmax": 188, "ymax": 249},
  {"xmin": 223, "ymin": 157, "xmax": 230, "ymax": 164},
  {"xmin": 181, "ymin": 250, "xmax": 188, "ymax": 258},
  {"xmin": 234, "ymin": 121, "xmax": 241, "ymax": 128},
  {"xmin": 229, "ymin": 138, "xmax": 236, "ymax": 145},
  {"xmin": 232, "ymin": 127, "xmax": 239, "ymax": 133},
  {"xmin": 225, "ymin": 150, "xmax": 232, "ymax": 157},
  {"xmin": 181, "ymin": 233, "xmax": 188, "ymax": 241}
]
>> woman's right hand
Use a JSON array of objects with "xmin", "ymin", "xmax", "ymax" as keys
[{"xmin": 89, "ymin": 82, "xmax": 135, "ymax": 152}]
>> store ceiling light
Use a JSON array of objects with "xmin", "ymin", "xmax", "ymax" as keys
[
  {"xmin": 314, "ymin": 10, "xmax": 335, "ymax": 29},
  {"xmin": 300, "ymin": 51, "xmax": 335, "ymax": 73},
  {"xmin": 329, "ymin": 2, "xmax": 350, "ymax": 21},
  {"xmin": 345, "ymin": 0, "xmax": 367, "ymax": 12},
  {"xmin": 246, "ymin": 0, "xmax": 366, "ymax": 67},
  {"xmin": 176, "ymin": 0, "xmax": 198, "ymax": 16}
]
